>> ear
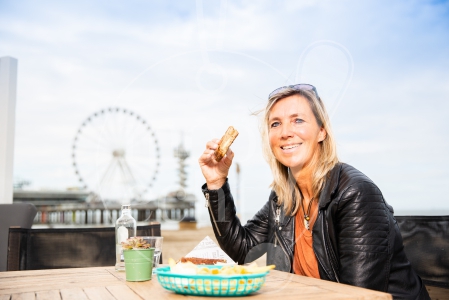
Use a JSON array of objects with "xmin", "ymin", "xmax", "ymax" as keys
[{"xmin": 318, "ymin": 127, "xmax": 327, "ymax": 142}]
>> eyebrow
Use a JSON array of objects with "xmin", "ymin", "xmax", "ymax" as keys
[{"xmin": 268, "ymin": 113, "xmax": 305, "ymax": 123}]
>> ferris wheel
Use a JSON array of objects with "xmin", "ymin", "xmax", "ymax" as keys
[{"xmin": 71, "ymin": 107, "xmax": 160, "ymax": 202}]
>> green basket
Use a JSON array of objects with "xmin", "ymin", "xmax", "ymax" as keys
[{"xmin": 154, "ymin": 265, "xmax": 269, "ymax": 296}]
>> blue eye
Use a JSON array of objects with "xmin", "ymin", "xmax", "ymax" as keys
[
  {"xmin": 271, "ymin": 122, "xmax": 280, "ymax": 128},
  {"xmin": 295, "ymin": 118, "xmax": 304, "ymax": 124}
]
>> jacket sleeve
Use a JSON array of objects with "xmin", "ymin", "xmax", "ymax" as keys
[
  {"xmin": 335, "ymin": 179, "xmax": 391, "ymax": 291},
  {"xmin": 202, "ymin": 180, "xmax": 271, "ymax": 264}
]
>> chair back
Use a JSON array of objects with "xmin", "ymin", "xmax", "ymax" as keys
[
  {"xmin": 0, "ymin": 203, "xmax": 37, "ymax": 271},
  {"xmin": 396, "ymin": 215, "xmax": 449, "ymax": 295},
  {"xmin": 7, "ymin": 223, "xmax": 161, "ymax": 271}
]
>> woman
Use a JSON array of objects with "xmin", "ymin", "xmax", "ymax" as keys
[{"xmin": 198, "ymin": 84, "xmax": 429, "ymax": 299}]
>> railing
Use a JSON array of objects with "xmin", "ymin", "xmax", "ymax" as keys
[{"xmin": 31, "ymin": 202, "xmax": 195, "ymax": 226}]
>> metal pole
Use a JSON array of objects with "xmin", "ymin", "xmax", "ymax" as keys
[
  {"xmin": 235, "ymin": 163, "xmax": 240, "ymax": 218},
  {"xmin": 0, "ymin": 56, "xmax": 18, "ymax": 204}
]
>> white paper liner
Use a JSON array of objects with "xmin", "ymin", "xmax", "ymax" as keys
[{"xmin": 183, "ymin": 236, "xmax": 236, "ymax": 264}]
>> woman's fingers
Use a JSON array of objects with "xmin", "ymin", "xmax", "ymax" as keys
[
  {"xmin": 199, "ymin": 139, "xmax": 234, "ymax": 169},
  {"xmin": 205, "ymin": 140, "xmax": 219, "ymax": 151},
  {"xmin": 226, "ymin": 147, "xmax": 234, "ymax": 160},
  {"xmin": 199, "ymin": 139, "xmax": 219, "ymax": 166},
  {"xmin": 221, "ymin": 148, "xmax": 234, "ymax": 167}
]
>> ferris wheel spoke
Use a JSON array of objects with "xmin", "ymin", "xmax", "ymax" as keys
[
  {"xmin": 122, "ymin": 149, "xmax": 154, "ymax": 158},
  {"xmin": 97, "ymin": 158, "xmax": 119, "ymax": 190},
  {"xmin": 110, "ymin": 118, "xmax": 122, "ymax": 144},
  {"xmin": 125, "ymin": 139, "xmax": 154, "ymax": 153},
  {"xmin": 115, "ymin": 110, "xmax": 133, "ymax": 143},
  {"xmin": 75, "ymin": 159, "xmax": 111, "ymax": 182},
  {"xmin": 122, "ymin": 148, "xmax": 155, "ymax": 160},
  {"xmin": 73, "ymin": 145, "xmax": 114, "ymax": 156},
  {"xmin": 117, "ymin": 157, "xmax": 137, "ymax": 183},
  {"xmin": 81, "ymin": 115, "xmax": 117, "ymax": 143},
  {"xmin": 128, "ymin": 127, "xmax": 155, "ymax": 144},
  {"xmin": 121, "ymin": 111, "xmax": 138, "ymax": 139},
  {"xmin": 127, "ymin": 161, "xmax": 158, "ymax": 179},
  {"xmin": 126, "ymin": 158, "xmax": 156, "ymax": 172},
  {"xmin": 92, "ymin": 118, "xmax": 123, "ymax": 148},
  {"xmin": 126, "ymin": 152, "xmax": 153, "ymax": 159},
  {"xmin": 77, "ymin": 130, "xmax": 116, "ymax": 150},
  {"xmin": 127, "ymin": 164, "xmax": 158, "ymax": 177},
  {"xmin": 126, "ymin": 157, "xmax": 156, "ymax": 168},
  {"xmin": 90, "ymin": 115, "xmax": 119, "ymax": 148},
  {"xmin": 123, "ymin": 137, "xmax": 159, "ymax": 157},
  {"xmin": 125, "ymin": 164, "xmax": 157, "ymax": 186}
]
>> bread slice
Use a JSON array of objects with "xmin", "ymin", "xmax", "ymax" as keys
[
  {"xmin": 214, "ymin": 126, "xmax": 239, "ymax": 162},
  {"xmin": 180, "ymin": 257, "xmax": 227, "ymax": 265}
]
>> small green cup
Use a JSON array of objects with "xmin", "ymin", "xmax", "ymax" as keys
[{"xmin": 123, "ymin": 248, "xmax": 155, "ymax": 281}]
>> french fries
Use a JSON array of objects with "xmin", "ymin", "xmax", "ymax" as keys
[{"xmin": 168, "ymin": 258, "xmax": 275, "ymax": 275}]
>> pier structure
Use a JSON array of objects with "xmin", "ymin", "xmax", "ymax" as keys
[
  {"xmin": 13, "ymin": 189, "xmax": 195, "ymax": 227},
  {"xmin": 13, "ymin": 140, "xmax": 196, "ymax": 227}
]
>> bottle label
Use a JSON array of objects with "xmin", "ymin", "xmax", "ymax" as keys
[{"xmin": 117, "ymin": 226, "xmax": 129, "ymax": 243}]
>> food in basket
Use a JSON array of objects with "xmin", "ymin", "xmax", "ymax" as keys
[
  {"xmin": 168, "ymin": 258, "xmax": 274, "ymax": 275},
  {"xmin": 214, "ymin": 126, "xmax": 239, "ymax": 162},
  {"xmin": 196, "ymin": 264, "xmax": 275, "ymax": 275},
  {"xmin": 180, "ymin": 257, "xmax": 227, "ymax": 265}
]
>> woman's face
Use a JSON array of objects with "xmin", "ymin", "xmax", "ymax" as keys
[{"xmin": 268, "ymin": 94, "xmax": 326, "ymax": 173}]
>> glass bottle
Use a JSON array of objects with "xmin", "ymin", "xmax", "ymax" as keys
[{"xmin": 115, "ymin": 204, "xmax": 137, "ymax": 271}]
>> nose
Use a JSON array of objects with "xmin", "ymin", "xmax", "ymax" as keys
[{"xmin": 280, "ymin": 122, "xmax": 294, "ymax": 139}]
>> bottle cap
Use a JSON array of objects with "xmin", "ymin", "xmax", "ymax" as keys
[{"xmin": 121, "ymin": 204, "xmax": 131, "ymax": 210}]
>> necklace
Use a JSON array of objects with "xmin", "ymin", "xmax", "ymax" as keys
[{"xmin": 300, "ymin": 197, "xmax": 314, "ymax": 230}]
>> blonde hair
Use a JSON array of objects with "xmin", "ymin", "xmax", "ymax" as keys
[{"xmin": 260, "ymin": 87, "xmax": 339, "ymax": 216}]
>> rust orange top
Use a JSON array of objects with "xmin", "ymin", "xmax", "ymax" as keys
[{"xmin": 293, "ymin": 199, "xmax": 320, "ymax": 279}]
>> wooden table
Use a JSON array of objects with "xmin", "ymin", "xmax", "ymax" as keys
[{"xmin": 0, "ymin": 266, "xmax": 392, "ymax": 299}]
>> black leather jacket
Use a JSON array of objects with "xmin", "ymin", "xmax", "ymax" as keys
[{"xmin": 202, "ymin": 163, "xmax": 429, "ymax": 300}]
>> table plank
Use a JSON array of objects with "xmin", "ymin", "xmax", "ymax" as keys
[
  {"xmin": 36, "ymin": 290, "xmax": 60, "ymax": 300},
  {"xmin": 106, "ymin": 286, "xmax": 142, "ymax": 300},
  {"xmin": 268, "ymin": 271, "xmax": 391, "ymax": 300},
  {"xmin": 0, "ymin": 268, "xmax": 122, "ymax": 295},
  {"xmin": 253, "ymin": 281, "xmax": 347, "ymax": 300},
  {"xmin": 125, "ymin": 280, "xmax": 174, "ymax": 300},
  {"xmin": 83, "ymin": 287, "xmax": 114, "ymax": 300},
  {"xmin": 60, "ymin": 288, "xmax": 88, "ymax": 300},
  {"xmin": 11, "ymin": 293, "xmax": 35, "ymax": 300},
  {"xmin": 0, "ymin": 295, "xmax": 11, "ymax": 300}
]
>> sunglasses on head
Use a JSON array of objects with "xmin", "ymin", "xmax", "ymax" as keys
[{"xmin": 268, "ymin": 84, "xmax": 319, "ymax": 99}]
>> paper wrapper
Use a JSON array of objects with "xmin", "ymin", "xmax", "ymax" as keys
[{"xmin": 184, "ymin": 236, "xmax": 236, "ymax": 264}]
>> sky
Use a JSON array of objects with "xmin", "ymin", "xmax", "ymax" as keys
[{"xmin": 1, "ymin": 0, "xmax": 449, "ymax": 223}]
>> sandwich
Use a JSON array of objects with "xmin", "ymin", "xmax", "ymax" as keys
[
  {"xmin": 214, "ymin": 126, "xmax": 239, "ymax": 162},
  {"xmin": 180, "ymin": 257, "xmax": 227, "ymax": 265}
]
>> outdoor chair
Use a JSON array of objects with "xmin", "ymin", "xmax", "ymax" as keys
[
  {"xmin": 0, "ymin": 203, "xmax": 37, "ymax": 271},
  {"xmin": 7, "ymin": 223, "xmax": 161, "ymax": 271},
  {"xmin": 396, "ymin": 215, "xmax": 449, "ymax": 299}
]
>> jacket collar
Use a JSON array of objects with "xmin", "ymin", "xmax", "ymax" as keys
[
  {"xmin": 270, "ymin": 162, "xmax": 342, "ymax": 218},
  {"xmin": 318, "ymin": 162, "xmax": 342, "ymax": 209}
]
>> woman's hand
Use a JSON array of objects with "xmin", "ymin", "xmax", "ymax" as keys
[{"xmin": 198, "ymin": 138, "xmax": 234, "ymax": 190}]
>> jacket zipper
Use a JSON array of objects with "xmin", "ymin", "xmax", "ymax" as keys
[
  {"xmin": 274, "ymin": 206, "xmax": 281, "ymax": 247},
  {"xmin": 274, "ymin": 229, "xmax": 292, "ymax": 272},
  {"xmin": 274, "ymin": 230, "xmax": 288, "ymax": 255},
  {"xmin": 205, "ymin": 193, "xmax": 221, "ymax": 236}
]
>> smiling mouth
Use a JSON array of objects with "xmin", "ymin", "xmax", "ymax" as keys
[{"xmin": 281, "ymin": 144, "xmax": 300, "ymax": 150}]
